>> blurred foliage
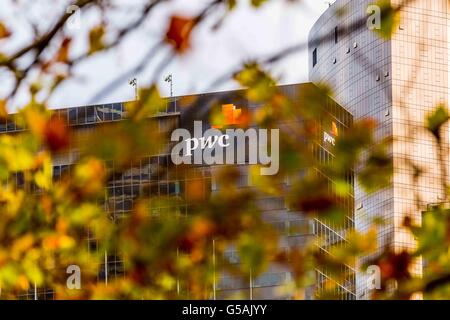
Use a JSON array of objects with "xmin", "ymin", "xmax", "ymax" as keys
[
  {"xmin": 371, "ymin": 0, "xmax": 400, "ymax": 39},
  {"xmin": 0, "ymin": 0, "xmax": 447, "ymax": 301}
]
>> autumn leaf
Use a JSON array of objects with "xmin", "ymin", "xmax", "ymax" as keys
[
  {"xmin": 358, "ymin": 145, "xmax": 392, "ymax": 193},
  {"xmin": 56, "ymin": 37, "xmax": 72, "ymax": 63},
  {"xmin": 34, "ymin": 153, "xmax": 53, "ymax": 191},
  {"xmin": 332, "ymin": 118, "xmax": 377, "ymax": 173},
  {"xmin": 124, "ymin": 85, "xmax": 165, "ymax": 121},
  {"xmin": 0, "ymin": 52, "xmax": 8, "ymax": 64},
  {"xmin": 73, "ymin": 158, "xmax": 106, "ymax": 197},
  {"xmin": 0, "ymin": 100, "xmax": 8, "ymax": 119},
  {"xmin": 0, "ymin": 21, "xmax": 11, "ymax": 39},
  {"xmin": 185, "ymin": 179, "xmax": 206, "ymax": 202},
  {"xmin": 376, "ymin": 250, "xmax": 412, "ymax": 281},
  {"xmin": 370, "ymin": 0, "xmax": 400, "ymax": 39},
  {"xmin": 234, "ymin": 63, "xmax": 276, "ymax": 102},
  {"xmin": 88, "ymin": 25, "xmax": 106, "ymax": 55},
  {"xmin": 227, "ymin": 0, "xmax": 237, "ymax": 10},
  {"xmin": 251, "ymin": 0, "xmax": 268, "ymax": 7},
  {"xmin": 165, "ymin": 16, "xmax": 195, "ymax": 53},
  {"xmin": 426, "ymin": 105, "xmax": 449, "ymax": 140},
  {"xmin": 238, "ymin": 233, "xmax": 268, "ymax": 275},
  {"xmin": 43, "ymin": 115, "xmax": 70, "ymax": 152}
]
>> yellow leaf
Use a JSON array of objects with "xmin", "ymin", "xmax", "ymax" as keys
[
  {"xmin": 12, "ymin": 234, "xmax": 35, "ymax": 259},
  {"xmin": 124, "ymin": 85, "xmax": 165, "ymax": 121},
  {"xmin": 371, "ymin": 0, "xmax": 400, "ymax": 39},
  {"xmin": 89, "ymin": 25, "xmax": 106, "ymax": 55},
  {"xmin": 74, "ymin": 158, "xmax": 105, "ymax": 195},
  {"xmin": 0, "ymin": 100, "xmax": 8, "ymax": 119},
  {"xmin": 34, "ymin": 153, "xmax": 52, "ymax": 190},
  {"xmin": 157, "ymin": 273, "xmax": 176, "ymax": 290}
]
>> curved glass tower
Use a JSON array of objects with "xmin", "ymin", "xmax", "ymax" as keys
[{"xmin": 309, "ymin": 0, "xmax": 449, "ymax": 299}]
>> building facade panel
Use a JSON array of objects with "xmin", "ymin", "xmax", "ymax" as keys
[
  {"xmin": 1, "ymin": 83, "xmax": 354, "ymax": 300},
  {"xmin": 309, "ymin": 0, "xmax": 449, "ymax": 299}
]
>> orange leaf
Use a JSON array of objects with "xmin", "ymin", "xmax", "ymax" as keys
[
  {"xmin": 44, "ymin": 115, "xmax": 70, "ymax": 152},
  {"xmin": 165, "ymin": 16, "xmax": 195, "ymax": 53},
  {"xmin": 0, "ymin": 21, "xmax": 11, "ymax": 39},
  {"xmin": 0, "ymin": 99, "xmax": 8, "ymax": 119},
  {"xmin": 185, "ymin": 179, "xmax": 205, "ymax": 202},
  {"xmin": 56, "ymin": 37, "xmax": 72, "ymax": 63}
]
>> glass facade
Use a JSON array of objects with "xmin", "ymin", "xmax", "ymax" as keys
[
  {"xmin": 1, "ymin": 84, "xmax": 354, "ymax": 299},
  {"xmin": 309, "ymin": 0, "xmax": 449, "ymax": 299}
]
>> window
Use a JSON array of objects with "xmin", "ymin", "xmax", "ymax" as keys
[
  {"xmin": 68, "ymin": 108, "xmax": 77, "ymax": 125},
  {"xmin": 86, "ymin": 106, "xmax": 96, "ymax": 123},
  {"xmin": 254, "ymin": 273, "xmax": 286, "ymax": 288},
  {"xmin": 53, "ymin": 166, "xmax": 61, "ymax": 181},
  {"xmin": 169, "ymin": 181, "xmax": 180, "ymax": 195},
  {"xmin": 334, "ymin": 26, "xmax": 338, "ymax": 44},
  {"xmin": 0, "ymin": 118, "xmax": 6, "ymax": 132},
  {"xmin": 312, "ymin": 48, "xmax": 317, "ymax": 67},
  {"xmin": 6, "ymin": 119, "xmax": 15, "ymax": 131},
  {"xmin": 113, "ymin": 103, "xmax": 122, "ymax": 120},
  {"xmin": 104, "ymin": 104, "xmax": 113, "ymax": 121}
]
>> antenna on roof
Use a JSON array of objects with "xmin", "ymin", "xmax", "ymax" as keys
[
  {"xmin": 129, "ymin": 78, "xmax": 138, "ymax": 100},
  {"xmin": 165, "ymin": 74, "xmax": 176, "ymax": 113},
  {"xmin": 165, "ymin": 74, "xmax": 173, "ymax": 98}
]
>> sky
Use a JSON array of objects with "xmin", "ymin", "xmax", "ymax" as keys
[{"xmin": 0, "ymin": 0, "xmax": 330, "ymax": 109}]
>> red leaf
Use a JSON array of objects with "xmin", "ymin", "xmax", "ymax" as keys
[
  {"xmin": 377, "ymin": 250, "xmax": 411, "ymax": 281},
  {"xmin": 44, "ymin": 115, "xmax": 70, "ymax": 152},
  {"xmin": 165, "ymin": 16, "xmax": 195, "ymax": 53}
]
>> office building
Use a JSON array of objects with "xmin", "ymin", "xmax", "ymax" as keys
[
  {"xmin": 1, "ymin": 83, "xmax": 354, "ymax": 299},
  {"xmin": 309, "ymin": 0, "xmax": 449, "ymax": 299}
]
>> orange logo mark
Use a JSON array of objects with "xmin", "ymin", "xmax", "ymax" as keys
[
  {"xmin": 212, "ymin": 104, "xmax": 242, "ymax": 129},
  {"xmin": 331, "ymin": 121, "xmax": 338, "ymax": 136}
]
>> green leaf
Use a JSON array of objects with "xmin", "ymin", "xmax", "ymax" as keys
[
  {"xmin": 124, "ymin": 85, "xmax": 166, "ymax": 121},
  {"xmin": 235, "ymin": 63, "xmax": 276, "ymax": 102},
  {"xmin": 237, "ymin": 234, "xmax": 267, "ymax": 275},
  {"xmin": 426, "ymin": 105, "xmax": 449, "ymax": 140},
  {"xmin": 227, "ymin": 0, "xmax": 237, "ymax": 10},
  {"xmin": 370, "ymin": 0, "xmax": 400, "ymax": 39},
  {"xmin": 358, "ymin": 145, "xmax": 392, "ymax": 193},
  {"xmin": 251, "ymin": 0, "xmax": 268, "ymax": 7}
]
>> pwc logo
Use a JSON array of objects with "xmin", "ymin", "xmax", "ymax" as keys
[
  {"xmin": 170, "ymin": 103, "xmax": 280, "ymax": 175},
  {"xmin": 323, "ymin": 121, "xmax": 339, "ymax": 146},
  {"xmin": 331, "ymin": 121, "xmax": 339, "ymax": 137},
  {"xmin": 212, "ymin": 104, "xmax": 243, "ymax": 129}
]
